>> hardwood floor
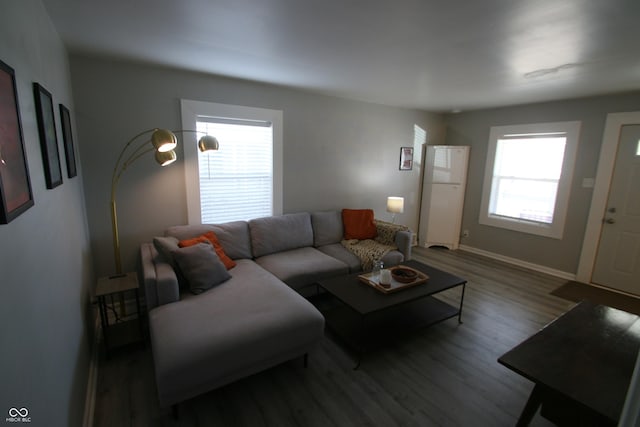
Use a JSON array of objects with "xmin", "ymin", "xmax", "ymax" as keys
[{"xmin": 93, "ymin": 247, "xmax": 574, "ymax": 426}]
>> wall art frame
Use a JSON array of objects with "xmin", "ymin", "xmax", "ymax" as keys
[
  {"xmin": 59, "ymin": 104, "xmax": 77, "ymax": 178},
  {"xmin": 399, "ymin": 146, "xmax": 413, "ymax": 170},
  {"xmin": 33, "ymin": 82, "xmax": 62, "ymax": 189},
  {"xmin": 0, "ymin": 59, "xmax": 34, "ymax": 224}
]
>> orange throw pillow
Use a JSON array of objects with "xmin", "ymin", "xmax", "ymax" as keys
[
  {"xmin": 179, "ymin": 231, "xmax": 236, "ymax": 270},
  {"xmin": 342, "ymin": 209, "xmax": 377, "ymax": 240}
]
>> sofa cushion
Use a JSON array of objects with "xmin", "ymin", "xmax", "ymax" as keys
[
  {"xmin": 149, "ymin": 259, "xmax": 325, "ymax": 407},
  {"xmin": 311, "ymin": 210, "xmax": 344, "ymax": 247},
  {"xmin": 316, "ymin": 243, "xmax": 361, "ymax": 273},
  {"xmin": 342, "ymin": 239, "xmax": 397, "ymax": 271},
  {"xmin": 249, "ymin": 213, "xmax": 313, "ymax": 258},
  {"xmin": 178, "ymin": 231, "xmax": 237, "ymax": 270},
  {"xmin": 166, "ymin": 221, "xmax": 252, "ymax": 260},
  {"xmin": 172, "ymin": 243, "xmax": 231, "ymax": 294},
  {"xmin": 255, "ymin": 247, "xmax": 349, "ymax": 291},
  {"xmin": 342, "ymin": 209, "xmax": 377, "ymax": 240}
]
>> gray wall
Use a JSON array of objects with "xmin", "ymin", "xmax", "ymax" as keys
[
  {"xmin": 444, "ymin": 91, "xmax": 640, "ymax": 274},
  {"xmin": 0, "ymin": 1, "xmax": 94, "ymax": 426},
  {"xmin": 69, "ymin": 57, "xmax": 444, "ymax": 277}
]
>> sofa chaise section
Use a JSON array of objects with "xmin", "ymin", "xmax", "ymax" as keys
[{"xmin": 148, "ymin": 259, "xmax": 324, "ymax": 408}]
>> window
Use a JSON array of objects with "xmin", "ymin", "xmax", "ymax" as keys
[
  {"xmin": 196, "ymin": 119, "xmax": 273, "ymax": 223},
  {"xmin": 181, "ymin": 100, "xmax": 283, "ymax": 224},
  {"xmin": 479, "ymin": 121, "xmax": 580, "ymax": 239}
]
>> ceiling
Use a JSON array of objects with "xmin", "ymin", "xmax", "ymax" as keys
[{"xmin": 41, "ymin": 0, "xmax": 640, "ymax": 112}]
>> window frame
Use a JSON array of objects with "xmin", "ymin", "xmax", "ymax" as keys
[
  {"xmin": 479, "ymin": 121, "xmax": 581, "ymax": 239},
  {"xmin": 181, "ymin": 99, "xmax": 283, "ymax": 225}
]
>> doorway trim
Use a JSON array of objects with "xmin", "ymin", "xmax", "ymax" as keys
[{"xmin": 577, "ymin": 111, "xmax": 640, "ymax": 283}]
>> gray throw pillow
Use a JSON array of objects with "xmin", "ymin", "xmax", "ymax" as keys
[
  {"xmin": 154, "ymin": 235, "xmax": 191, "ymax": 290},
  {"xmin": 153, "ymin": 236, "xmax": 180, "ymax": 269},
  {"xmin": 172, "ymin": 243, "xmax": 231, "ymax": 294}
]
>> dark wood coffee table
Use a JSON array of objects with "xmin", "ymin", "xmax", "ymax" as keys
[{"xmin": 317, "ymin": 259, "xmax": 466, "ymax": 368}]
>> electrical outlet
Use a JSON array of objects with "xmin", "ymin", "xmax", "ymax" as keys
[{"xmin": 462, "ymin": 229, "xmax": 469, "ymax": 238}]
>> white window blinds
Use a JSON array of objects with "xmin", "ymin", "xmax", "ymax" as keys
[
  {"xmin": 490, "ymin": 133, "xmax": 567, "ymax": 224},
  {"xmin": 196, "ymin": 118, "xmax": 273, "ymax": 223}
]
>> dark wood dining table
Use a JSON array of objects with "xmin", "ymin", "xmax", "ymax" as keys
[{"xmin": 498, "ymin": 301, "xmax": 640, "ymax": 426}]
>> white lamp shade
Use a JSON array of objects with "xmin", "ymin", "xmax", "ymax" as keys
[{"xmin": 387, "ymin": 196, "xmax": 404, "ymax": 213}]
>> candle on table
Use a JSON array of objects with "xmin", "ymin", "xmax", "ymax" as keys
[{"xmin": 380, "ymin": 269, "xmax": 392, "ymax": 285}]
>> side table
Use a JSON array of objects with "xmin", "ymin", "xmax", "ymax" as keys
[{"xmin": 96, "ymin": 272, "xmax": 144, "ymax": 358}]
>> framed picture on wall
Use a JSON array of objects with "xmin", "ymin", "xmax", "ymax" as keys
[
  {"xmin": 33, "ymin": 82, "xmax": 63, "ymax": 189},
  {"xmin": 59, "ymin": 104, "xmax": 77, "ymax": 178},
  {"xmin": 399, "ymin": 146, "xmax": 413, "ymax": 170},
  {"xmin": 0, "ymin": 59, "xmax": 34, "ymax": 224}
]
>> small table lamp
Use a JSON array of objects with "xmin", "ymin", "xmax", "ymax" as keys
[{"xmin": 387, "ymin": 196, "xmax": 404, "ymax": 223}]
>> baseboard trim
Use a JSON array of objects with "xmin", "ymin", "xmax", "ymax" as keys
[
  {"xmin": 458, "ymin": 244, "xmax": 576, "ymax": 281},
  {"xmin": 82, "ymin": 314, "xmax": 100, "ymax": 427},
  {"xmin": 584, "ymin": 281, "xmax": 640, "ymax": 299}
]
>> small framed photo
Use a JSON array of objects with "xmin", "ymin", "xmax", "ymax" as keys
[
  {"xmin": 399, "ymin": 147, "xmax": 413, "ymax": 170},
  {"xmin": 59, "ymin": 104, "xmax": 77, "ymax": 178},
  {"xmin": 0, "ymin": 59, "xmax": 34, "ymax": 223},
  {"xmin": 33, "ymin": 82, "xmax": 62, "ymax": 189}
]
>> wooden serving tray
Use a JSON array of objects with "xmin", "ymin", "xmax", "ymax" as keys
[{"xmin": 358, "ymin": 266, "xmax": 429, "ymax": 294}]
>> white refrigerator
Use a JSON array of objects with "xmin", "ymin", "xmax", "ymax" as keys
[{"xmin": 419, "ymin": 145, "xmax": 470, "ymax": 249}]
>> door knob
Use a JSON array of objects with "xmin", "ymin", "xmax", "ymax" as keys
[
  {"xmin": 607, "ymin": 207, "xmax": 617, "ymax": 213},
  {"xmin": 605, "ymin": 218, "xmax": 616, "ymax": 224}
]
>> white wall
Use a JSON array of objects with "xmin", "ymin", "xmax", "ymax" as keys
[
  {"xmin": 69, "ymin": 57, "xmax": 444, "ymax": 277},
  {"xmin": 0, "ymin": 1, "xmax": 93, "ymax": 425}
]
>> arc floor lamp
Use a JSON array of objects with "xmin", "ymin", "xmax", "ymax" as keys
[{"xmin": 110, "ymin": 128, "xmax": 219, "ymax": 276}]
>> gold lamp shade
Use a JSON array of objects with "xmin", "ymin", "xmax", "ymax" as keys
[
  {"xmin": 155, "ymin": 150, "xmax": 177, "ymax": 166},
  {"xmin": 198, "ymin": 135, "xmax": 220, "ymax": 152},
  {"xmin": 151, "ymin": 129, "xmax": 178, "ymax": 153}
]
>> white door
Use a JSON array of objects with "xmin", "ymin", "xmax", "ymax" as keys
[{"xmin": 591, "ymin": 125, "xmax": 640, "ymax": 295}]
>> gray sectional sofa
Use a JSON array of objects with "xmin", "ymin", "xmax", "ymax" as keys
[{"xmin": 140, "ymin": 210, "xmax": 412, "ymax": 409}]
